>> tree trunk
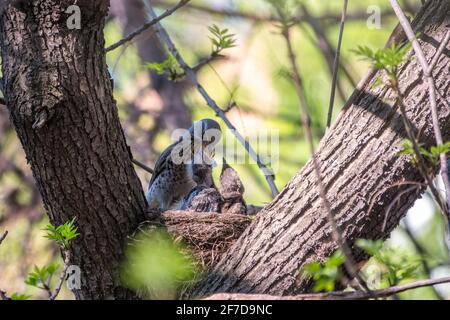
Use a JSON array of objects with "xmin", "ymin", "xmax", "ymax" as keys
[
  {"xmin": 0, "ymin": 0, "xmax": 147, "ymax": 299},
  {"xmin": 191, "ymin": 0, "xmax": 450, "ymax": 297}
]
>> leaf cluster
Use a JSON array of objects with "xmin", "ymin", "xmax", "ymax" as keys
[{"xmin": 44, "ymin": 217, "xmax": 79, "ymax": 249}]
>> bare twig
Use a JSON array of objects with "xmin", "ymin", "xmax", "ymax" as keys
[
  {"xmin": 327, "ymin": 0, "xmax": 348, "ymax": 128},
  {"xmin": 206, "ymin": 276, "xmax": 450, "ymax": 300},
  {"xmin": 281, "ymin": 25, "xmax": 369, "ymax": 293},
  {"xmin": 402, "ymin": 221, "xmax": 445, "ymax": 300},
  {"xmin": 132, "ymin": 158, "xmax": 154, "ymax": 174},
  {"xmin": 300, "ymin": 5, "xmax": 357, "ymax": 92},
  {"xmin": 0, "ymin": 231, "xmax": 12, "ymax": 300},
  {"xmin": 0, "ymin": 290, "xmax": 10, "ymax": 300},
  {"xmin": 394, "ymin": 86, "xmax": 447, "ymax": 214},
  {"xmin": 191, "ymin": 54, "xmax": 226, "ymax": 72},
  {"xmin": 144, "ymin": 2, "xmax": 279, "ymax": 198},
  {"xmin": 105, "ymin": 0, "xmax": 191, "ymax": 53},
  {"xmin": 153, "ymin": 0, "xmax": 418, "ymax": 26},
  {"xmin": 367, "ymin": 181, "xmax": 426, "ymax": 221},
  {"xmin": 429, "ymin": 28, "xmax": 450, "ymax": 72},
  {"xmin": 0, "ymin": 230, "xmax": 8, "ymax": 245},
  {"xmin": 49, "ymin": 251, "xmax": 71, "ymax": 300},
  {"xmin": 390, "ymin": 0, "xmax": 450, "ymax": 216},
  {"xmin": 339, "ymin": 22, "xmax": 408, "ymax": 120},
  {"xmin": 382, "ymin": 186, "xmax": 419, "ymax": 231}
]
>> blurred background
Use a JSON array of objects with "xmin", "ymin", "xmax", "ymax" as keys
[{"xmin": 1, "ymin": 0, "xmax": 449, "ymax": 299}]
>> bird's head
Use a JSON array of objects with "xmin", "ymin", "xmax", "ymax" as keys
[
  {"xmin": 188, "ymin": 119, "xmax": 222, "ymax": 164},
  {"xmin": 174, "ymin": 119, "xmax": 222, "ymax": 166},
  {"xmin": 188, "ymin": 118, "xmax": 222, "ymax": 148}
]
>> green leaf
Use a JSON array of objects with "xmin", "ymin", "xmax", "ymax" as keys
[
  {"xmin": 431, "ymin": 142, "xmax": 450, "ymax": 156},
  {"xmin": 44, "ymin": 217, "xmax": 80, "ymax": 249},
  {"xmin": 208, "ymin": 24, "xmax": 237, "ymax": 55},
  {"xmin": 301, "ymin": 250, "xmax": 345, "ymax": 292},
  {"xmin": 145, "ymin": 55, "xmax": 185, "ymax": 81},
  {"xmin": 11, "ymin": 293, "xmax": 32, "ymax": 300},
  {"xmin": 352, "ymin": 43, "xmax": 411, "ymax": 81},
  {"xmin": 356, "ymin": 239, "xmax": 383, "ymax": 257},
  {"xmin": 25, "ymin": 263, "xmax": 60, "ymax": 289}
]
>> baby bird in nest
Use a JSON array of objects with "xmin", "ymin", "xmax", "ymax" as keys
[
  {"xmin": 219, "ymin": 158, "xmax": 247, "ymax": 215},
  {"xmin": 179, "ymin": 163, "xmax": 223, "ymax": 212},
  {"xmin": 180, "ymin": 158, "xmax": 247, "ymax": 214},
  {"xmin": 145, "ymin": 119, "xmax": 221, "ymax": 211}
]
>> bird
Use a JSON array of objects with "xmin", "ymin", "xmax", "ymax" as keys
[
  {"xmin": 178, "ymin": 161, "xmax": 223, "ymax": 212},
  {"xmin": 219, "ymin": 158, "xmax": 247, "ymax": 215},
  {"xmin": 179, "ymin": 186, "xmax": 223, "ymax": 213},
  {"xmin": 145, "ymin": 119, "xmax": 222, "ymax": 211}
]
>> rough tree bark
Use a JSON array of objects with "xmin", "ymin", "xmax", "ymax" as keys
[
  {"xmin": 191, "ymin": 0, "xmax": 450, "ymax": 297},
  {"xmin": 1, "ymin": 0, "xmax": 449, "ymax": 300},
  {"xmin": 0, "ymin": 1, "xmax": 147, "ymax": 299}
]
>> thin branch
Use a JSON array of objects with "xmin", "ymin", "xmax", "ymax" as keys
[
  {"xmin": 206, "ymin": 276, "xmax": 450, "ymax": 300},
  {"xmin": 437, "ymin": 89, "xmax": 450, "ymax": 111},
  {"xmin": 0, "ymin": 290, "xmax": 10, "ymax": 300},
  {"xmin": 105, "ymin": 0, "xmax": 191, "ymax": 53},
  {"xmin": 382, "ymin": 186, "xmax": 419, "ymax": 231},
  {"xmin": 144, "ymin": 2, "xmax": 279, "ymax": 198},
  {"xmin": 281, "ymin": 25, "xmax": 369, "ymax": 293},
  {"xmin": 132, "ymin": 158, "xmax": 154, "ymax": 174},
  {"xmin": 367, "ymin": 180, "xmax": 427, "ymax": 222},
  {"xmin": 395, "ymin": 86, "xmax": 447, "ymax": 214},
  {"xmin": 300, "ymin": 5, "xmax": 357, "ymax": 90},
  {"xmin": 191, "ymin": 54, "xmax": 226, "ymax": 73},
  {"xmin": 327, "ymin": 0, "xmax": 348, "ymax": 128},
  {"xmin": 0, "ymin": 230, "xmax": 8, "ymax": 245},
  {"xmin": 49, "ymin": 251, "xmax": 70, "ymax": 300},
  {"xmin": 402, "ymin": 221, "xmax": 445, "ymax": 300},
  {"xmin": 153, "ymin": 0, "xmax": 418, "ymax": 26},
  {"xmin": 390, "ymin": 0, "xmax": 450, "ymax": 216},
  {"xmin": 429, "ymin": 28, "xmax": 450, "ymax": 72},
  {"xmin": 0, "ymin": 231, "xmax": 11, "ymax": 300}
]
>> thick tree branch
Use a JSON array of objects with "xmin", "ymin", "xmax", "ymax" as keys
[
  {"xmin": 205, "ymin": 276, "xmax": 450, "ymax": 300},
  {"xmin": 0, "ymin": 1, "xmax": 147, "ymax": 299},
  {"xmin": 189, "ymin": 0, "xmax": 450, "ymax": 298}
]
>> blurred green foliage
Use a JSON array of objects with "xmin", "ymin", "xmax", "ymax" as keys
[
  {"xmin": 400, "ymin": 140, "xmax": 450, "ymax": 169},
  {"xmin": 352, "ymin": 43, "xmax": 411, "ymax": 82},
  {"xmin": 302, "ymin": 250, "xmax": 345, "ymax": 292},
  {"xmin": 25, "ymin": 263, "xmax": 59, "ymax": 290},
  {"xmin": 121, "ymin": 229, "xmax": 197, "ymax": 299},
  {"xmin": 146, "ymin": 55, "xmax": 185, "ymax": 81}
]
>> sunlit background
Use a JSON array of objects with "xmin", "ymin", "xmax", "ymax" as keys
[{"xmin": 1, "ymin": 0, "xmax": 449, "ymax": 299}]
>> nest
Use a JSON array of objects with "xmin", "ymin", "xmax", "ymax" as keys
[{"xmin": 136, "ymin": 210, "xmax": 253, "ymax": 269}]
